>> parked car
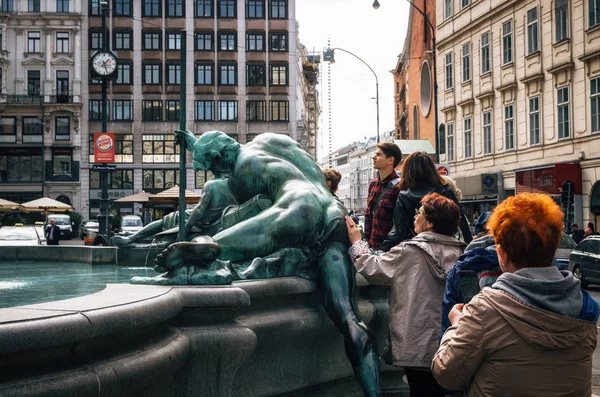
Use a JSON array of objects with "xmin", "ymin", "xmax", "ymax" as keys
[
  {"xmin": 80, "ymin": 220, "xmax": 99, "ymax": 239},
  {"xmin": 568, "ymin": 235, "xmax": 600, "ymax": 288},
  {"xmin": 45, "ymin": 214, "xmax": 73, "ymax": 239},
  {"xmin": 553, "ymin": 232, "xmax": 577, "ymax": 270},
  {"xmin": 0, "ymin": 225, "xmax": 46, "ymax": 246},
  {"xmin": 120, "ymin": 215, "xmax": 143, "ymax": 234}
]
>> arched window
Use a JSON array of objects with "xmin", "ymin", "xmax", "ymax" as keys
[
  {"xmin": 420, "ymin": 61, "xmax": 432, "ymax": 117},
  {"xmin": 413, "ymin": 104, "xmax": 420, "ymax": 139}
]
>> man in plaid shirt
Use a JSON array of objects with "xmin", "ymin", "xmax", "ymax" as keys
[{"xmin": 364, "ymin": 142, "xmax": 402, "ymax": 250}]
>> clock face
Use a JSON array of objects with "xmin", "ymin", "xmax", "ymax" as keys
[{"xmin": 92, "ymin": 52, "xmax": 117, "ymax": 76}]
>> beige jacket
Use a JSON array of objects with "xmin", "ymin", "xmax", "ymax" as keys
[
  {"xmin": 432, "ymin": 288, "xmax": 598, "ymax": 396},
  {"xmin": 351, "ymin": 231, "xmax": 465, "ymax": 368}
]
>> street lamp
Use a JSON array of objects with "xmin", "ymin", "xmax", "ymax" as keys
[
  {"xmin": 373, "ymin": 0, "xmax": 439, "ymax": 163},
  {"xmin": 323, "ymin": 47, "xmax": 380, "ymax": 143}
]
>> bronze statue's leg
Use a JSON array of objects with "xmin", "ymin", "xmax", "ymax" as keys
[
  {"xmin": 111, "ymin": 219, "xmax": 165, "ymax": 246},
  {"xmin": 319, "ymin": 241, "xmax": 381, "ymax": 397}
]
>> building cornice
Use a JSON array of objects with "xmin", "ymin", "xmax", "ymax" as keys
[
  {"xmin": 547, "ymin": 61, "xmax": 574, "ymax": 75},
  {"xmin": 495, "ymin": 82, "xmax": 517, "ymax": 93},
  {"xmin": 578, "ymin": 50, "xmax": 600, "ymax": 63},
  {"xmin": 520, "ymin": 72, "xmax": 545, "ymax": 84},
  {"xmin": 476, "ymin": 90, "xmax": 495, "ymax": 100}
]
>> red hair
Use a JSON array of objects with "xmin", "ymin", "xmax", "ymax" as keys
[
  {"xmin": 421, "ymin": 193, "xmax": 460, "ymax": 236},
  {"xmin": 488, "ymin": 193, "xmax": 563, "ymax": 268}
]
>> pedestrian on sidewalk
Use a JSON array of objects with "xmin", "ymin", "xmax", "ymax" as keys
[
  {"xmin": 432, "ymin": 193, "xmax": 599, "ymax": 397},
  {"xmin": 347, "ymin": 193, "xmax": 465, "ymax": 397}
]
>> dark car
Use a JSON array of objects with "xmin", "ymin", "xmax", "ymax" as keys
[{"xmin": 568, "ymin": 235, "xmax": 600, "ymax": 288}]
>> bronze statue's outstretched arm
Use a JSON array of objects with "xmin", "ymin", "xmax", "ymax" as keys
[{"xmin": 175, "ymin": 129, "xmax": 197, "ymax": 152}]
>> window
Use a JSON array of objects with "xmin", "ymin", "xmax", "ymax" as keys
[
  {"xmin": 90, "ymin": 30, "xmax": 104, "ymax": 50},
  {"xmin": 556, "ymin": 0, "xmax": 568, "ymax": 43},
  {"xmin": 166, "ymin": 100, "xmax": 180, "ymax": 121},
  {"xmin": 195, "ymin": 100, "xmax": 215, "ymax": 120},
  {"xmin": 270, "ymin": 32, "xmax": 287, "ymax": 52},
  {"xmin": 195, "ymin": 31, "xmax": 213, "ymax": 50},
  {"xmin": 195, "ymin": 62, "xmax": 213, "ymax": 85},
  {"xmin": 142, "ymin": 100, "xmax": 163, "ymax": 121},
  {"xmin": 55, "ymin": 117, "xmax": 70, "ymax": 141},
  {"xmin": 166, "ymin": 63, "xmax": 181, "ymax": 85},
  {"xmin": 483, "ymin": 111, "xmax": 492, "ymax": 155},
  {"xmin": 143, "ymin": 169, "xmax": 180, "ymax": 191},
  {"xmin": 27, "ymin": 70, "xmax": 41, "ymax": 95},
  {"xmin": 142, "ymin": 136, "xmax": 181, "ymax": 163},
  {"xmin": 56, "ymin": 32, "xmax": 69, "ymax": 53},
  {"xmin": 115, "ymin": 62, "xmax": 132, "ymax": 84},
  {"xmin": 218, "ymin": 100, "xmax": 238, "ymax": 120},
  {"xmin": 557, "ymin": 86, "xmax": 570, "ymax": 139},
  {"xmin": 166, "ymin": 31, "xmax": 181, "ymax": 50},
  {"xmin": 247, "ymin": 63, "xmax": 265, "ymax": 86},
  {"xmin": 28, "ymin": 0, "xmax": 40, "ymax": 12},
  {"xmin": 143, "ymin": 0, "xmax": 161, "ymax": 16},
  {"xmin": 502, "ymin": 21, "xmax": 512, "ymax": 65},
  {"xmin": 270, "ymin": 100, "xmax": 288, "ymax": 121},
  {"xmin": 90, "ymin": 0, "xmax": 100, "ymax": 15},
  {"xmin": 196, "ymin": 170, "xmax": 215, "ymax": 188},
  {"xmin": 591, "ymin": 76, "xmax": 600, "ymax": 133},
  {"xmin": 527, "ymin": 8, "xmax": 539, "ymax": 54},
  {"xmin": 194, "ymin": 0, "xmax": 212, "ymax": 17},
  {"xmin": 0, "ymin": 0, "xmax": 13, "ymax": 12},
  {"xmin": 464, "ymin": 118, "xmax": 472, "ymax": 158},
  {"xmin": 219, "ymin": 32, "xmax": 236, "ymax": 51},
  {"xmin": 504, "ymin": 104, "xmax": 514, "ymax": 150},
  {"xmin": 445, "ymin": 53, "xmax": 453, "ymax": 89},
  {"xmin": 444, "ymin": 0, "xmax": 452, "ymax": 20},
  {"xmin": 114, "ymin": 0, "xmax": 132, "ymax": 16},
  {"xmin": 447, "ymin": 123, "xmax": 454, "ymax": 162},
  {"xmin": 247, "ymin": 100, "xmax": 266, "ymax": 121},
  {"xmin": 89, "ymin": 99, "xmax": 106, "ymax": 120},
  {"xmin": 0, "ymin": 30, "xmax": 2, "ymax": 50},
  {"xmin": 53, "ymin": 151, "xmax": 72, "ymax": 176},
  {"xmin": 22, "ymin": 117, "xmax": 43, "ymax": 143},
  {"xmin": 143, "ymin": 63, "xmax": 162, "ymax": 84},
  {"xmin": 143, "ymin": 31, "xmax": 162, "ymax": 50},
  {"xmin": 113, "ymin": 100, "xmax": 133, "ymax": 121},
  {"xmin": 591, "ymin": 0, "xmax": 600, "ymax": 27},
  {"xmin": 27, "ymin": 31, "xmax": 41, "ymax": 53},
  {"xmin": 270, "ymin": 63, "xmax": 287, "ymax": 86},
  {"xmin": 270, "ymin": 0, "xmax": 286, "ymax": 18},
  {"xmin": 460, "ymin": 0, "xmax": 469, "ymax": 9},
  {"xmin": 247, "ymin": 0, "xmax": 264, "ymax": 18},
  {"xmin": 114, "ymin": 30, "xmax": 132, "ymax": 50},
  {"xmin": 246, "ymin": 32, "xmax": 264, "ymax": 51},
  {"xmin": 218, "ymin": 63, "xmax": 237, "ymax": 85},
  {"xmin": 439, "ymin": 126, "xmax": 445, "ymax": 155},
  {"xmin": 90, "ymin": 170, "xmax": 133, "ymax": 189},
  {"xmin": 462, "ymin": 43, "xmax": 470, "ymax": 82},
  {"xmin": 529, "ymin": 96, "xmax": 541, "ymax": 145},
  {"xmin": 481, "ymin": 32, "xmax": 490, "ymax": 74},
  {"xmin": 218, "ymin": 0, "xmax": 235, "ymax": 17},
  {"xmin": 89, "ymin": 134, "xmax": 133, "ymax": 163},
  {"xmin": 167, "ymin": 0, "xmax": 184, "ymax": 16},
  {"xmin": 0, "ymin": 117, "xmax": 16, "ymax": 144},
  {"xmin": 57, "ymin": 0, "xmax": 69, "ymax": 12}
]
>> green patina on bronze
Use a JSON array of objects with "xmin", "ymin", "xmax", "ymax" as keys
[{"xmin": 117, "ymin": 130, "xmax": 381, "ymax": 396}]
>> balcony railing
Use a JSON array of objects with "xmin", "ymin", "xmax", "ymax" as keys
[
  {"xmin": 7, "ymin": 94, "xmax": 43, "ymax": 104},
  {"xmin": 6, "ymin": 91, "xmax": 76, "ymax": 104},
  {"xmin": 48, "ymin": 92, "xmax": 74, "ymax": 104}
]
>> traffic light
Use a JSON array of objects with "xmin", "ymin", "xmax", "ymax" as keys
[{"xmin": 561, "ymin": 180, "xmax": 574, "ymax": 206}]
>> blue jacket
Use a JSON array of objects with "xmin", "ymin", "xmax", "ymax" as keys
[
  {"xmin": 579, "ymin": 290, "xmax": 600, "ymax": 322},
  {"xmin": 440, "ymin": 246, "xmax": 501, "ymax": 338}
]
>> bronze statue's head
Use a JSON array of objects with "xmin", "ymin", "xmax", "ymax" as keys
[{"xmin": 192, "ymin": 131, "xmax": 241, "ymax": 177}]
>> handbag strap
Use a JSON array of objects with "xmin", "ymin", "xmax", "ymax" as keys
[{"xmin": 370, "ymin": 178, "xmax": 400, "ymax": 217}]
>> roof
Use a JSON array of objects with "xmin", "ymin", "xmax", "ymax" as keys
[{"xmin": 393, "ymin": 139, "xmax": 436, "ymax": 155}]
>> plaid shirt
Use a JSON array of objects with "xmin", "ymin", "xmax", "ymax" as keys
[{"xmin": 364, "ymin": 173, "xmax": 400, "ymax": 250}]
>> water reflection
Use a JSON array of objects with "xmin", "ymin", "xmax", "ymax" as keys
[{"xmin": 0, "ymin": 262, "xmax": 154, "ymax": 309}]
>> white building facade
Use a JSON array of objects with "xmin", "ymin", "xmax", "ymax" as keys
[
  {"xmin": 0, "ymin": 0, "xmax": 83, "ymax": 208},
  {"xmin": 437, "ymin": 0, "xmax": 600, "ymax": 228}
]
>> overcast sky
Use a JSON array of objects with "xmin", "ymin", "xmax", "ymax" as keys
[{"xmin": 296, "ymin": 0, "xmax": 409, "ymax": 161}]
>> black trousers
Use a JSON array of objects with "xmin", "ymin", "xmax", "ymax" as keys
[{"xmin": 404, "ymin": 368, "xmax": 445, "ymax": 397}]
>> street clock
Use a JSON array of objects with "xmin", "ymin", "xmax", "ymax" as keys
[{"xmin": 90, "ymin": 51, "xmax": 118, "ymax": 78}]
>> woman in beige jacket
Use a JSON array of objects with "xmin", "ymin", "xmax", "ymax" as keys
[
  {"xmin": 347, "ymin": 193, "xmax": 465, "ymax": 396},
  {"xmin": 432, "ymin": 193, "xmax": 599, "ymax": 396}
]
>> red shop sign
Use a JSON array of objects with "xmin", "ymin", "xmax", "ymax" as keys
[{"xmin": 94, "ymin": 133, "xmax": 115, "ymax": 163}]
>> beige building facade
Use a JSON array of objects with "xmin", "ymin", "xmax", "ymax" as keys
[{"xmin": 437, "ymin": 0, "xmax": 600, "ymax": 227}]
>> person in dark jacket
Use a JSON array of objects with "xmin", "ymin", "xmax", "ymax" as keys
[
  {"xmin": 45, "ymin": 218, "xmax": 60, "ymax": 245},
  {"xmin": 379, "ymin": 152, "xmax": 472, "ymax": 252},
  {"xmin": 570, "ymin": 224, "xmax": 585, "ymax": 244}
]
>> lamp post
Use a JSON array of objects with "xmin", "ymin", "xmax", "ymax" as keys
[
  {"xmin": 373, "ymin": 0, "xmax": 439, "ymax": 162},
  {"xmin": 100, "ymin": 0, "xmax": 110, "ymax": 239},
  {"xmin": 323, "ymin": 47, "xmax": 380, "ymax": 143}
]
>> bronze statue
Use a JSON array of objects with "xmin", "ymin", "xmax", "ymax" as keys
[{"xmin": 131, "ymin": 130, "xmax": 380, "ymax": 396}]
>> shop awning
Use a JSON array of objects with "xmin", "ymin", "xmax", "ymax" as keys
[
  {"xmin": 149, "ymin": 186, "xmax": 201, "ymax": 205},
  {"xmin": 20, "ymin": 197, "xmax": 73, "ymax": 212},
  {"xmin": 114, "ymin": 191, "xmax": 152, "ymax": 203},
  {"xmin": 0, "ymin": 198, "xmax": 22, "ymax": 212}
]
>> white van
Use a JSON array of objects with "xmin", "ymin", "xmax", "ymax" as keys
[
  {"xmin": 46, "ymin": 214, "xmax": 73, "ymax": 239},
  {"xmin": 120, "ymin": 215, "xmax": 143, "ymax": 234}
]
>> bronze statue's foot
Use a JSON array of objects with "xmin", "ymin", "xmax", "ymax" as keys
[
  {"xmin": 131, "ymin": 259, "xmax": 235, "ymax": 285},
  {"xmin": 153, "ymin": 237, "xmax": 221, "ymax": 272},
  {"xmin": 131, "ymin": 269, "xmax": 189, "ymax": 285},
  {"xmin": 110, "ymin": 235, "xmax": 132, "ymax": 247}
]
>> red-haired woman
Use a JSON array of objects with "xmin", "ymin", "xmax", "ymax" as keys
[
  {"xmin": 432, "ymin": 193, "xmax": 599, "ymax": 396},
  {"xmin": 346, "ymin": 193, "xmax": 465, "ymax": 396}
]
